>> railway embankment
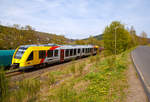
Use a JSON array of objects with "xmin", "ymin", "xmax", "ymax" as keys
[{"xmin": 0, "ymin": 49, "xmax": 147, "ymax": 102}]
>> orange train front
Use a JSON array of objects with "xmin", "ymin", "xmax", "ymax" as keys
[{"xmin": 11, "ymin": 44, "xmax": 99, "ymax": 69}]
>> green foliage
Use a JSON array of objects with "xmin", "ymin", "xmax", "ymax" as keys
[
  {"xmin": 0, "ymin": 67, "xmax": 9, "ymax": 102},
  {"xmin": 129, "ymin": 26, "xmax": 139, "ymax": 46},
  {"xmin": 103, "ymin": 21, "xmax": 132, "ymax": 54},
  {"xmin": 74, "ymin": 36, "xmax": 102, "ymax": 46}
]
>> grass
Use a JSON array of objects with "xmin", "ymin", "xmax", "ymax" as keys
[
  {"xmin": 78, "ymin": 62, "xmax": 85, "ymax": 75},
  {"xmin": 1, "ymin": 48, "xmax": 134, "ymax": 102},
  {"xmin": 0, "ymin": 67, "xmax": 9, "ymax": 102},
  {"xmin": 70, "ymin": 62, "xmax": 76, "ymax": 75},
  {"xmin": 48, "ymin": 72, "xmax": 56, "ymax": 85},
  {"xmin": 11, "ymin": 79, "xmax": 40, "ymax": 102},
  {"xmin": 38, "ymin": 49, "xmax": 132, "ymax": 102},
  {"xmin": 0, "ymin": 69, "xmax": 41, "ymax": 102}
]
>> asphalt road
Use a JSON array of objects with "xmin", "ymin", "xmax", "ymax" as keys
[{"xmin": 131, "ymin": 46, "xmax": 150, "ymax": 101}]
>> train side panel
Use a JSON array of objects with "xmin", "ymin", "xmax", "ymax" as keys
[{"xmin": 11, "ymin": 44, "xmax": 100, "ymax": 69}]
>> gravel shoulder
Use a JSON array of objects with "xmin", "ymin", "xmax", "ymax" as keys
[{"xmin": 126, "ymin": 58, "xmax": 147, "ymax": 102}]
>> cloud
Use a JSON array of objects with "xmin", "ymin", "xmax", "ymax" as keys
[{"xmin": 0, "ymin": 0, "xmax": 150, "ymax": 39}]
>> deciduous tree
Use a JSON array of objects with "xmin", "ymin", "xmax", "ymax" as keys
[
  {"xmin": 103, "ymin": 21, "xmax": 132, "ymax": 54},
  {"xmin": 140, "ymin": 31, "xmax": 148, "ymax": 45}
]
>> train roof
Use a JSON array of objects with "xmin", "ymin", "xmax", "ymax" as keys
[
  {"xmin": 59, "ymin": 45, "xmax": 94, "ymax": 49},
  {"xmin": 19, "ymin": 43, "xmax": 58, "ymax": 48},
  {"xmin": 18, "ymin": 44, "xmax": 98, "ymax": 49}
]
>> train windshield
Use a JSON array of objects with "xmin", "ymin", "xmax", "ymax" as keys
[{"xmin": 14, "ymin": 47, "xmax": 28, "ymax": 59}]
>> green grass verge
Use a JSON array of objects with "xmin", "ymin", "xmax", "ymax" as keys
[
  {"xmin": 1, "ymin": 48, "xmax": 134, "ymax": 102},
  {"xmin": 40, "ymin": 49, "xmax": 132, "ymax": 102}
]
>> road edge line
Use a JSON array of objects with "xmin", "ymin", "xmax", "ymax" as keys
[{"xmin": 130, "ymin": 52, "xmax": 150, "ymax": 102}]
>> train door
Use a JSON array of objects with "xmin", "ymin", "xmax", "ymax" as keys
[
  {"xmin": 26, "ymin": 51, "xmax": 35, "ymax": 66},
  {"xmin": 60, "ymin": 49, "xmax": 64, "ymax": 62},
  {"xmin": 34, "ymin": 51, "xmax": 39, "ymax": 64}
]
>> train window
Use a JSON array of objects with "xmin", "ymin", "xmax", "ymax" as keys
[
  {"xmin": 82, "ymin": 48, "xmax": 84, "ymax": 53},
  {"xmin": 74, "ymin": 49, "xmax": 76, "ymax": 55},
  {"xmin": 91, "ymin": 48, "xmax": 93, "ymax": 52},
  {"xmin": 70, "ymin": 49, "xmax": 73, "ymax": 56},
  {"xmin": 78, "ymin": 49, "xmax": 80, "ymax": 53},
  {"xmin": 54, "ymin": 50, "xmax": 58, "ymax": 57},
  {"xmin": 87, "ymin": 48, "xmax": 89, "ymax": 53},
  {"xmin": 14, "ymin": 47, "xmax": 28, "ymax": 59},
  {"xmin": 65, "ymin": 49, "xmax": 69, "ymax": 57},
  {"xmin": 90, "ymin": 48, "xmax": 91, "ymax": 52},
  {"xmin": 39, "ymin": 50, "xmax": 46, "ymax": 59},
  {"xmin": 27, "ymin": 51, "xmax": 33, "ymax": 61},
  {"xmin": 86, "ymin": 48, "xmax": 88, "ymax": 53},
  {"xmin": 47, "ymin": 50, "xmax": 53, "ymax": 57}
]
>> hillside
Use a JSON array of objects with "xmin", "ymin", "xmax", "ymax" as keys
[
  {"xmin": 83, "ymin": 34, "xmax": 103, "ymax": 41},
  {"xmin": 93, "ymin": 34, "xmax": 103, "ymax": 40},
  {"xmin": 0, "ymin": 25, "xmax": 70, "ymax": 49}
]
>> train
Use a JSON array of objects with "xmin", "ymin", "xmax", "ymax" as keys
[
  {"xmin": 11, "ymin": 44, "xmax": 99, "ymax": 69},
  {"xmin": 0, "ymin": 50, "xmax": 15, "ymax": 68}
]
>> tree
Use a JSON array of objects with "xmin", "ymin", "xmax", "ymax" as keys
[
  {"xmin": 13, "ymin": 24, "xmax": 20, "ymax": 29},
  {"xmin": 25, "ymin": 25, "xmax": 33, "ymax": 30},
  {"xmin": 75, "ymin": 40, "xmax": 86, "ymax": 45},
  {"xmin": 87, "ymin": 36, "xmax": 102, "ymax": 46},
  {"xmin": 103, "ymin": 21, "xmax": 132, "ymax": 55},
  {"xmin": 129, "ymin": 26, "xmax": 139, "ymax": 46},
  {"xmin": 140, "ymin": 31, "xmax": 148, "ymax": 45}
]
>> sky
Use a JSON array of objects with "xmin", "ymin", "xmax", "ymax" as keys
[{"xmin": 0, "ymin": 0, "xmax": 150, "ymax": 39}]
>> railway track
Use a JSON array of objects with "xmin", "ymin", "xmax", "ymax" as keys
[
  {"xmin": 7, "ymin": 57, "xmax": 89, "ymax": 81},
  {"xmin": 6, "ymin": 71, "xmax": 22, "ymax": 77},
  {"xmin": 5, "ymin": 69, "xmax": 22, "ymax": 77}
]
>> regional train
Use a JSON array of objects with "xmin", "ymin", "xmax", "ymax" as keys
[{"xmin": 11, "ymin": 44, "xmax": 99, "ymax": 69}]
